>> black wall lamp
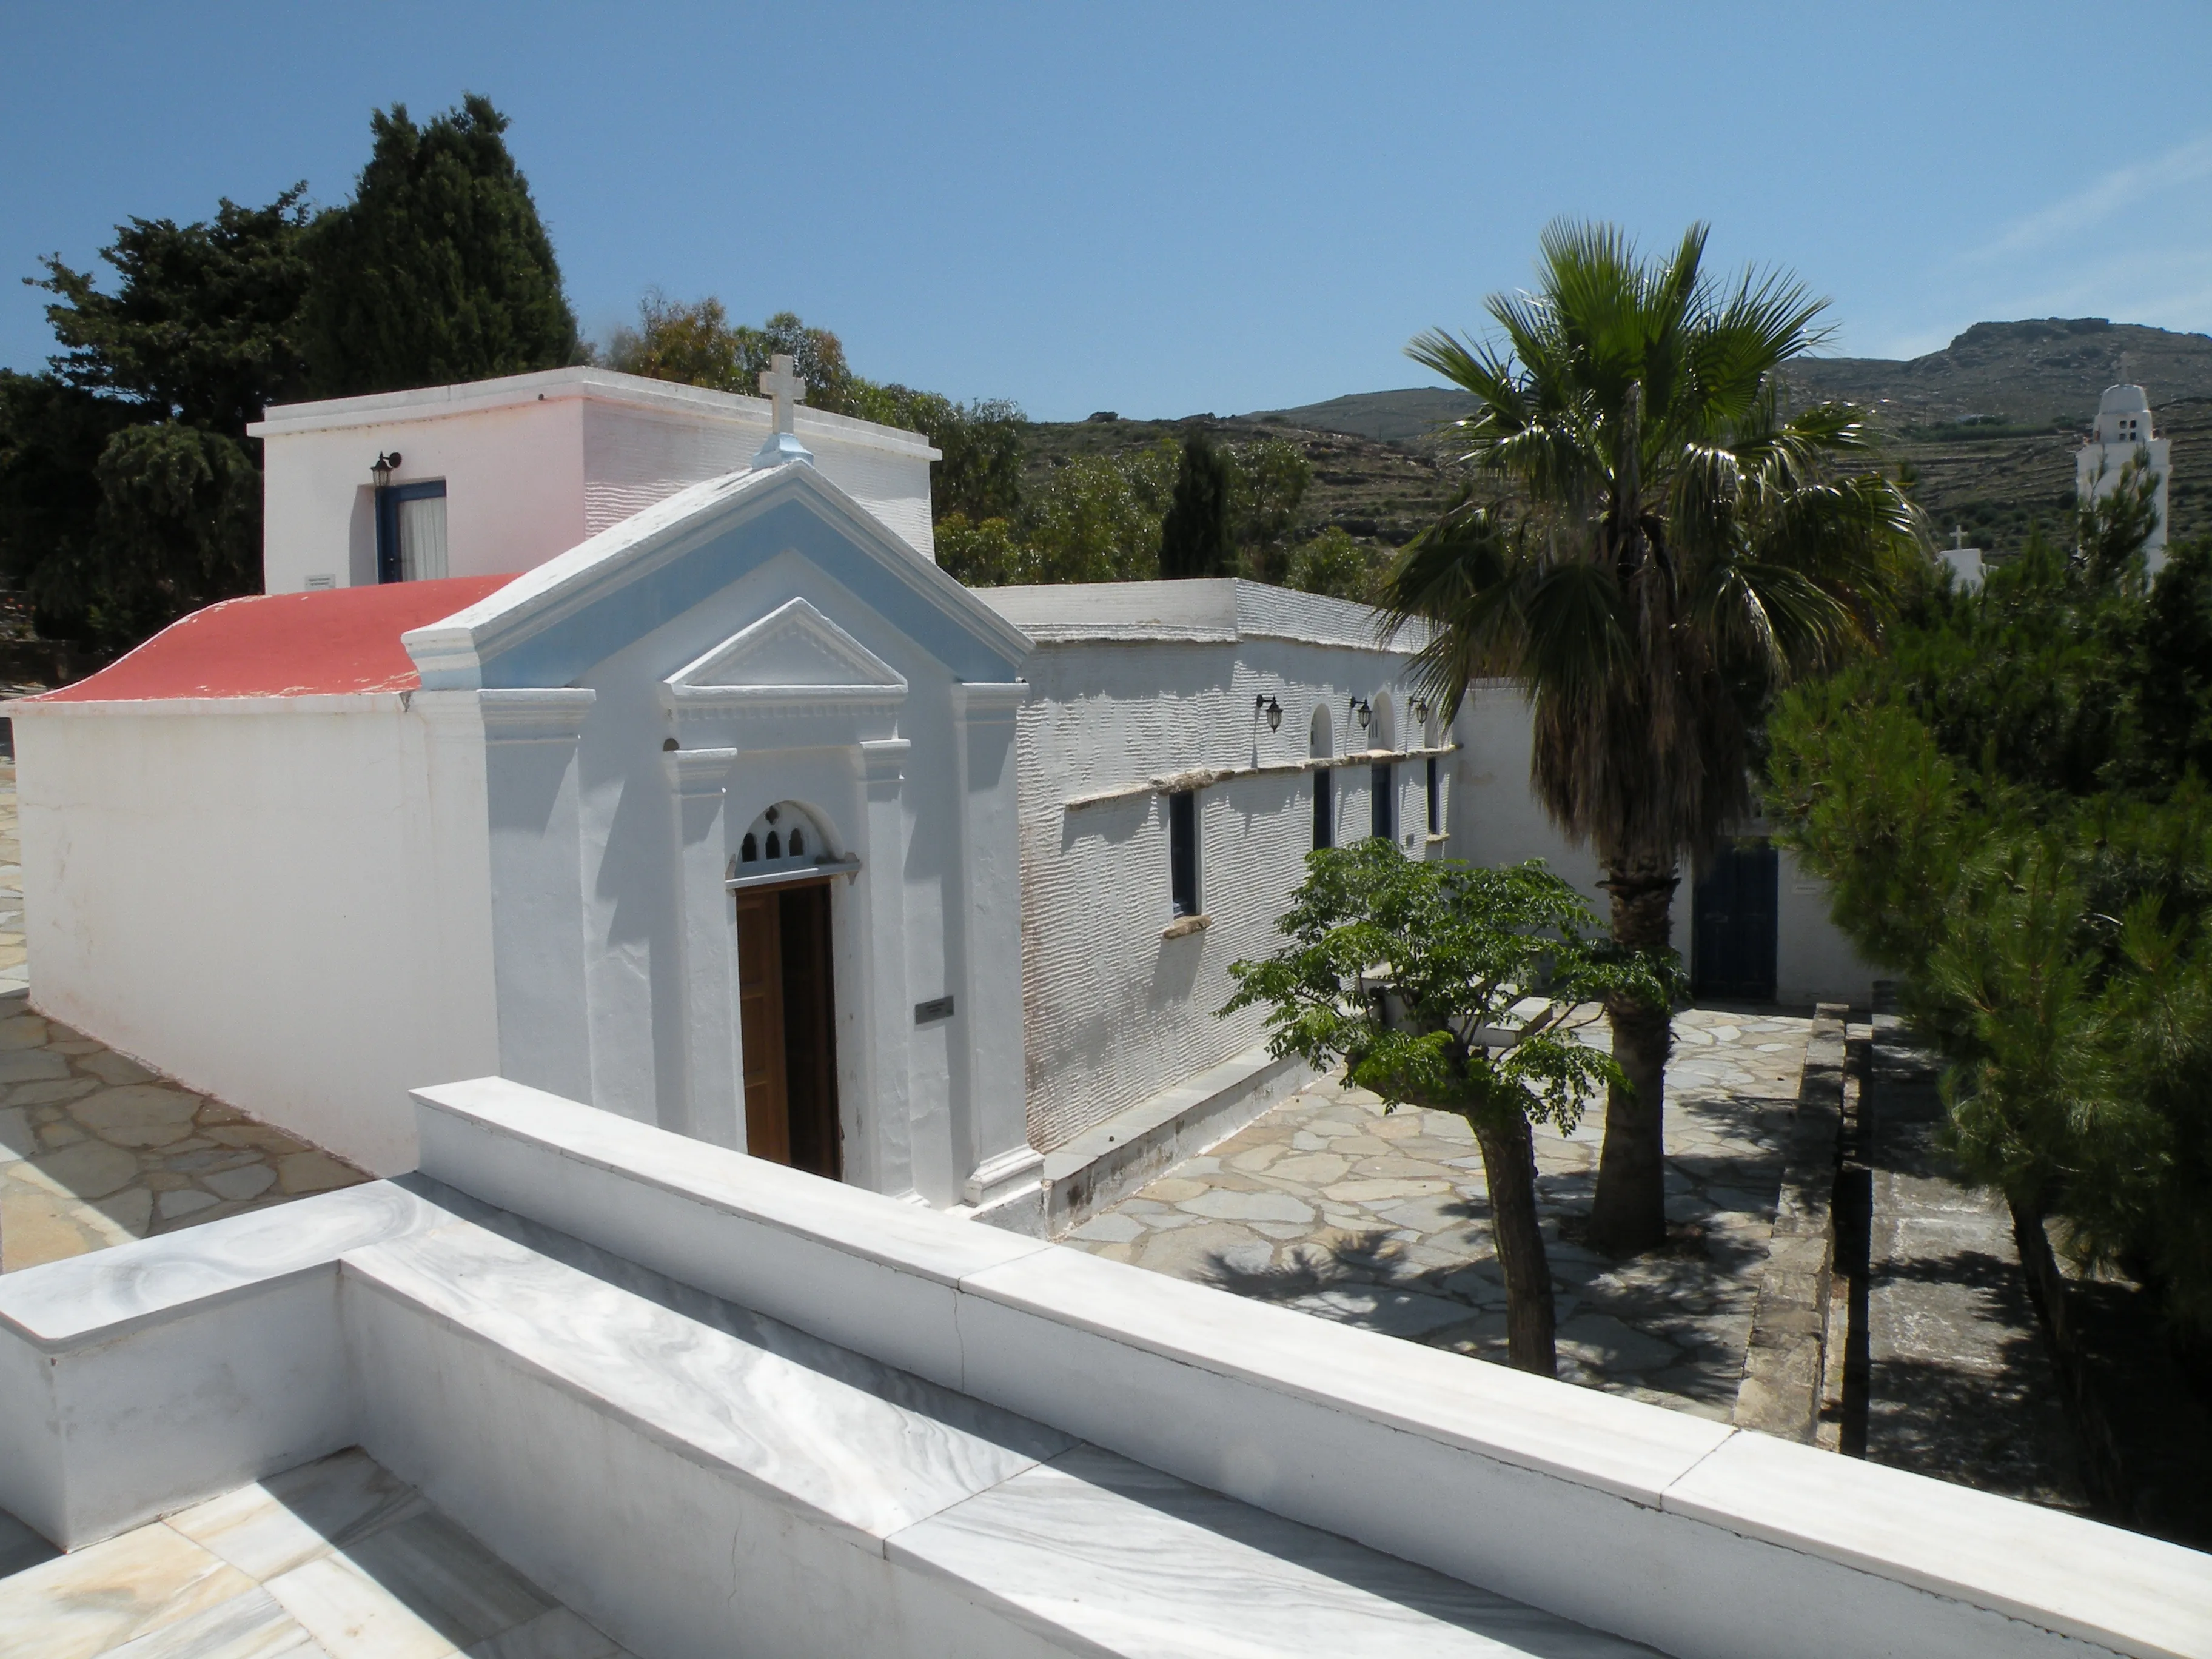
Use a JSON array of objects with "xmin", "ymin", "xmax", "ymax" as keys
[
  {"xmin": 1255, "ymin": 694, "xmax": 1282, "ymax": 732},
  {"xmin": 370, "ymin": 451, "xmax": 403, "ymax": 486},
  {"xmin": 1350, "ymin": 696, "xmax": 1372, "ymax": 731}
]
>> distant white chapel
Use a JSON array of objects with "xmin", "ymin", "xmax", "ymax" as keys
[{"xmin": 11, "ymin": 361, "xmax": 1872, "ymax": 1220}]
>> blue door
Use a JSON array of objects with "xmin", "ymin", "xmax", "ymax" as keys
[{"xmin": 1692, "ymin": 840, "xmax": 1778, "ymax": 1000}]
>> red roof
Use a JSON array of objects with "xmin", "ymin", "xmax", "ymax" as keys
[{"xmin": 33, "ymin": 577, "xmax": 512, "ymax": 703}]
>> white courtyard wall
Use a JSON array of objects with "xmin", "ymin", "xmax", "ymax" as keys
[
  {"xmin": 10, "ymin": 699, "xmax": 498, "ymax": 1173},
  {"xmin": 255, "ymin": 369, "xmax": 939, "ymax": 594},
  {"xmin": 999, "ymin": 586, "xmax": 1449, "ymax": 1153},
  {"xmin": 1776, "ymin": 856, "xmax": 1876, "ymax": 1008}
]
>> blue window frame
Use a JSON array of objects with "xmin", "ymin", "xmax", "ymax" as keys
[
  {"xmin": 1312, "ymin": 768, "xmax": 1333, "ymax": 850},
  {"xmin": 375, "ymin": 478, "xmax": 448, "ymax": 584},
  {"xmin": 1370, "ymin": 761, "xmax": 1393, "ymax": 843},
  {"xmin": 1426, "ymin": 756, "xmax": 1441, "ymax": 836},
  {"xmin": 1168, "ymin": 790, "xmax": 1199, "ymax": 916}
]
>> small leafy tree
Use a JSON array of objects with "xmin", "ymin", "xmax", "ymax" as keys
[
  {"xmin": 1224, "ymin": 841, "xmax": 1667, "ymax": 1374},
  {"xmin": 1230, "ymin": 437, "xmax": 1312, "ymax": 583},
  {"xmin": 1284, "ymin": 526, "xmax": 1381, "ymax": 602}
]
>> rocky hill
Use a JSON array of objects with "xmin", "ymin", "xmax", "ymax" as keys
[{"xmin": 1212, "ymin": 320, "xmax": 2212, "ymax": 556}]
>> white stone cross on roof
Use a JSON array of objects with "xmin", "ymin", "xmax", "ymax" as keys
[{"xmin": 760, "ymin": 353, "xmax": 806, "ymax": 436}]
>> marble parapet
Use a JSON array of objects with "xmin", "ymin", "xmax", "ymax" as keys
[{"xmin": 410, "ymin": 1076, "xmax": 2212, "ymax": 1659}]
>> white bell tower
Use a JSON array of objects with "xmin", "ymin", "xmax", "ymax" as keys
[{"xmin": 2076, "ymin": 383, "xmax": 2172, "ymax": 574}]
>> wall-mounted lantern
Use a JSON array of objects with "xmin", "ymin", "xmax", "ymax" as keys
[
  {"xmin": 370, "ymin": 451, "xmax": 403, "ymax": 487},
  {"xmin": 1255, "ymin": 694, "xmax": 1282, "ymax": 733},
  {"xmin": 1412, "ymin": 699, "xmax": 1430, "ymax": 725},
  {"xmin": 1350, "ymin": 696, "xmax": 1372, "ymax": 731}
]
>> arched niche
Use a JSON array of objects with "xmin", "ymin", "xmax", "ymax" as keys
[
  {"xmin": 1369, "ymin": 693, "xmax": 1396, "ymax": 753},
  {"xmin": 1309, "ymin": 702, "xmax": 1333, "ymax": 759}
]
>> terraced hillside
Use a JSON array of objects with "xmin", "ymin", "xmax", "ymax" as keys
[
  {"xmin": 1215, "ymin": 319, "xmax": 2212, "ymax": 558},
  {"xmin": 1022, "ymin": 412, "xmax": 1458, "ymax": 552}
]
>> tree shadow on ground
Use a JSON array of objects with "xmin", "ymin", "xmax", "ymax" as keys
[
  {"xmin": 1195, "ymin": 1227, "xmax": 1419, "ymax": 1303},
  {"xmin": 1867, "ymin": 1245, "xmax": 2090, "ymax": 1509}
]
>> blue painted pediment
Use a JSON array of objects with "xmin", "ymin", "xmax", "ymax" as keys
[{"xmin": 404, "ymin": 463, "xmax": 1032, "ymax": 692}]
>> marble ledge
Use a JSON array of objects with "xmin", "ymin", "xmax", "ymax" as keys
[
  {"xmin": 412, "ymin": 1076, "xmax": 1053, "ymax": 1287},
  {"xmin": 1662, "ymin": 1427, "xmax": 2212, "ymax": 1659},
  {"xmin": 344, "ymin": 1216, "xmax": 1074, "ymax": 1549},
  {"xmin": 888, "ymin": 1443, "xmax": 1660, "ymax": 1659},
  {"xmin": 956, "ymin": 1241, "xmax": 1732, "ymax": 1507},
  {"xmin": 0, "ymin": 1181, "xmax": 452, "ymax": 1347}
]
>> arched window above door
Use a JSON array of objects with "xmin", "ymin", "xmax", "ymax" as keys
[{"xmin": 737, "ymin": 802, "xmax": 833, "ymax": 873}]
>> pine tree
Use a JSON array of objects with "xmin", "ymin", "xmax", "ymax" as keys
[
  {"xmin": 300, "ymin": 95, "xmax": 577, "ymax": 396},
  {"xmin": 1158, "ymin": 431, "xmax": 1235, "ymax": 578}
]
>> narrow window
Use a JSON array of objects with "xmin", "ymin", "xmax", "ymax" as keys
[
  {"xmin": 1168, "ymin": 790, "xmax": 1199, "ymax": 916},
  {"xmin": 375, "ymin": 479, "xmax": 449, "ymax": 583},
  {"xmin": 1370, "ymin": 762, "xmax": 1393, "ymax": 843},
  {"xmin": 1312, "ymin": 768, "xmax": 1333, "ymax": 850},
  {"xmin": 1426, "ymin": 756, "xmax": 1441, "ymax": 836}
]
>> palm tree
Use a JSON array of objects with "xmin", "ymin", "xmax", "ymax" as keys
[{"xmin": 1382, "ymin": 221, "xmax": 1922, "ymax": 1254}]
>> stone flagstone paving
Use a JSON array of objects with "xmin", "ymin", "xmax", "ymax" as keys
[
  {"xmin": 0, "ymin": 991, "xmax": 368, "ymax": 1272},
  {"xmin": 1065, "ymin": 1007, "xmax": 1814, "ymax": 1421}
]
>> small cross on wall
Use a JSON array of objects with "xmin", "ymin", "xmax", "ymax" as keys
[{"xmin": 760, "ymin": 353, "xmax": 806, "ymax": 436}]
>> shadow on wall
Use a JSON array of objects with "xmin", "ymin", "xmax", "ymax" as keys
[
  {"xmin": 1151, "ymin": 926, "xmax": 1205, "ymax": 1005},
  {"xmin": 1060, "ymin": 791, "xmax": 1148, "ymax": 854}
]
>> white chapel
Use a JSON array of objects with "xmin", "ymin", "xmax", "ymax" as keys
[
  {"xmin": 10, "ymin": 361, "xmax": 1872, "ymax": 1222},
  {"xmin": 5, "ymin": 367, "xmax": 2184, "ymax": 1659}
]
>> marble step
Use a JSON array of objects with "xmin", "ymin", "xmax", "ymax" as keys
[
  {"xmin": 894, "ymin": 1443, "xmax": 1658, "ymax": 1658},
  {"xmin": 350, "ymin": 1193, "xmax": 1651, "ymax": 1658},
  {"xmin": 346, "ymin": 1203, "xmax": 1075, "ymax": 1551}
]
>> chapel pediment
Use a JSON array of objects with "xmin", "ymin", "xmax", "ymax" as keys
[{"xmin": 662, "ymin": 595, "xmax": 907, "ymax": 712}]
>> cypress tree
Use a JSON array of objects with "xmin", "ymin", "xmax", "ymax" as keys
[
  {"xmin": 1159, "ymin": 431, "xmax": 1235, "ymax": 578},
  {"xmin": 301, "ymin": 95, "xmax": 577, "ymax": 396}
]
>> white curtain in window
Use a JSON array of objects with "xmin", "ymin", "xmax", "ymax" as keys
[{"xmin": 397, "ymin": 495, "xmax": 448, "ymax": 581}]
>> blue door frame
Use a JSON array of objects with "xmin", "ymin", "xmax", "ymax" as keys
[{"xmin": 375, "ymin": 479, "xmax": 447, "ymax": 584}]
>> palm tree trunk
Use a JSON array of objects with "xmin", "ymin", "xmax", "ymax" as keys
[
  {"xmin": 1589, "ymin": 868, "xmax": 1677, "ymax": 1256},
  {"xmin": 1472, "ymin": 1111, "xmax": 1555, "ymax": 1375}
]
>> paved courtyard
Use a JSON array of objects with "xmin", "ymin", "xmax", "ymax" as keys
[
  {"xmin": 1065, "ymin": 1008, "xmax": 1814, "ymax": 1421},
  {"xmin": 0, "ymin": 1448, "xmax": 631, "ymax": 1659},
  {"xmin": 0, "ymin": 756, "xmax": 369, "ymax": 1274}
]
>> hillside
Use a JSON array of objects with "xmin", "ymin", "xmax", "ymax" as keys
[
  {"xmin": 1202, "ymin": 320, "xmax": 2212, "ymax": 557},
  {"xmin": 1021, "ymin": 411, "xmax": 1455, "ymax": 552}
]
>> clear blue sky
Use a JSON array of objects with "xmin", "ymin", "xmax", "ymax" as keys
[{"xmin": 5, "ymin": 2, "xmax": 2211, "ymax": 421}]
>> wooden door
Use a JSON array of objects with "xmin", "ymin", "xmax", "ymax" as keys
[
  {"xmin": 734, "ymin": 891, "xmax": 791, "ymax": 1162},
  {"xmin": 779, "ymin": 884, "xmax": 842, "ymax": 1179}
]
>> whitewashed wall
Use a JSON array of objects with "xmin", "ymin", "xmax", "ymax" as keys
[
  {"xmin": 983, "ymin": 581, "xmax": 1450, "ymax": 1152},
  {"xmin": 252, "ymin": 369, "xmax": 939, "ymax": 594},
  {"xmin": 12, "ymin": 699, "xmax": 499, "ymax": 1172},
  {"xmin": 1456, "ymin": 684, "xmax": 1875, "ymax": 1007}
]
